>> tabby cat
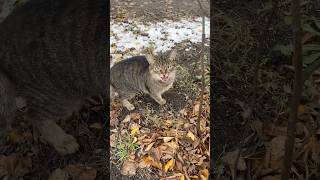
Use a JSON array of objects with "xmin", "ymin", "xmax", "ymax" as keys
[
  {"xmin": 0, "ymin": 0, "xmax": 107, "ymax": 155},
  {"xmin": 110, "ymin": 49, "xmax": 177, "ymax": 111}
]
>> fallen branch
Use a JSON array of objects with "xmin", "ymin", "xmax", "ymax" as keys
[{"xmin": 281, "ymin": 0, "xmax": 303, "ymax": 179}]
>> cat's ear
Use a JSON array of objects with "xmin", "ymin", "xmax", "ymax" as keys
[
  {"xmin": 144, "ymin": 47, "xmax": 155, "ymax": 65},
  {"xmin": 168, "ymin": 49, "xmax": 177, "ymax": 62},
  {"xmin": 145, "ymin": 54, "xmax": 155, "ymax": 65}
]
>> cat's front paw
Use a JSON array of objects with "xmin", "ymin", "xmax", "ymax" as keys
[
  {"xmin": 125, "ymin": 103, "xmax": 135, "ymax": 111},
  {"xmin": 52, "ymin": 134, "xmax": 79, "ymax": 155},
  {"xmin": 38, "ymin": 120, "xmax": 79, "ymax": 155},
  {"xmin": 159, "ymin": 99, "xmax": 166, "ymax": 105}
]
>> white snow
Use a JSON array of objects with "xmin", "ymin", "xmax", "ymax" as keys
[{"xmin": 110, "ymin": 17, "xmax": 210, "ymax": 62}]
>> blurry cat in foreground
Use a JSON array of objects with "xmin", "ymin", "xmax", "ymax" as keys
[
  {"xmin": 0, "ymin": 0, "xmax": 106, "ymax": 155},
  {"xmin": 110, "ymin": 48, "xmax": 177, "ymax": 110}
]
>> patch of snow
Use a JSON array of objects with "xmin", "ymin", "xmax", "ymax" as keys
[{"xmin": 110, "ymin": 17, "xmax": 210, "ymax": 61}]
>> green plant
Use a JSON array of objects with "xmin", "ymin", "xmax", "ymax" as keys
[
  {"xmin": 175, "ymin": 65, "xmax": 197, "ymax": 94},
  {"xmin": 273, "ymin": 0, "xmax": 320, "ymax": 67},
  {"xmin": 142, "ymin": 103, "xmax": 162, "ymax": 127},
  {"xmin": 114, "ymin": 132, "xmax": 139, "ymax": 165}
]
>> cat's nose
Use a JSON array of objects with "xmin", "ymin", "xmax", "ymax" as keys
[{"xmin": 162, "ymin": 75, "xmax": 168, "ymax": 80}]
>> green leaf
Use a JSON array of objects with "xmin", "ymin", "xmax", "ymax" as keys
[
  {"xmin": 303, "ymin": 44, "xmax": 320, "ymax": 52},
  {"xmin": 304, "ymin": 52, "xmax": 320, "ymax": 65},
  {"xmin": 303, "ymin": 24, "xmax": 320, "ymax": 36},
  {"xmin": 284, "ymin": 16, "xmax": 292, "ymax": 25},
  {"xmin": 273, "ymin": 44, "xmax": 293, "ymax": 55},
  {"xmin": 258, "ymin": 0, "xmax": 273, "ymax": 14}
]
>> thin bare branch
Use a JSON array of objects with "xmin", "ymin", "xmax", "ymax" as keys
[
  {"xmin": 281, "ymin": 0, "xmax": 303, "ymax": 179},
  {"xmin": 195, "ymin": 0, "xmax": 207, "ymax": 134}
]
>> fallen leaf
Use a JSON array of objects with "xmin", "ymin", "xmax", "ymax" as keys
[
  {"xmin": 7, "ymin": 130, "xmax": 23, "ymax": 144},
  {"xmin": 163, "ymin": 120, "xmax": 173, "ymax": 127},
  {"xmin": 145, "ymin": 142, "xmax": 155, "ymax": 152},
  {"xmin": 89, "ymin": 123, "xmax": 102, "ymax": 130},
  {"xmin": 222, "ymin": 150, "xmax": 247, "ymax": 172},
  {"xmin": 110, "ymin": 133, "xmax": 116, "ymax": 148},
  {"xmin": 270, "ymin": 136, "xmax": 286, "ymax": 169},
  {"xmin": 66, "ymin": 164, "xmax": 96, "ymax": 180},
  {"xmin": 130, "ymin": 113, "xmax": 141, "ymax": 121},
  {"xmin": 159, "ymin": 137, "xmax": 175, "ymax": 143},
  {"xmin": 193, "ymin": 103, "xmax": 200, "ymax": 115},
  {"xmin": 138, "ymin": 156, "xmax": 152, "ymax": 168},
  {"xmin": 123, "ymin": 115, "xmax": 131, "ymax": 123},
  {"xmin": 187, "ymin": 131, "xmax": 196, "ymax": 141},
  {"xmin": 0, "ymin": 153, "xmax": 32, "ymax": 179},
  {"xmin": 164, "ymin": 159, "xmax": 174, "ymax": 173},
  {"xmin": 121, "ymin": 159, "xmax": 137, "ymax": 177},
  {"xmin": 48, "ymin": 168, "xmax": 68, "ymax": 180},
  {"xmin": 200, "ymin": 169, "xmax": 209, "ymax": 180}
]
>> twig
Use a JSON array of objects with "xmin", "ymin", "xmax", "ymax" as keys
[
  {"xmin": 196, "ymin": 0, "xmax": 206, "ymax": 134},
  {"xmin": 248, "ymin": 0, "xmax": 279, "ymax": 121},
  {"xmin": 281, "ymin": 0, "xmax": 303, "ymax": 179}
]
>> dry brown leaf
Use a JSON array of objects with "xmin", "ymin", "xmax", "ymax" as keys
[
  {"xmin": 200, "ymin": 169, "xmax": 209, "ymax": 180},
  {"xmin": 193, "ymin": 102, "xmax": 200, "ymax": 115},
  {"xmin": 163, "ymin": 120, "xmax": 173, "ymax": 127},
  {"xmin": 176, "ymin": 160, "xmax": 183, "ymax": 172},
  {"xmin": 305, "ymin": 135, "xmax": 320, "ymax": 162},
  {"xmin": 123, "ymin": 115, "xmax": 131, "ymax": 123},
  {"xmin": 187, "ymin": 131, "xmax": 196, "ymax": 141},
  {"xmin": 269, "ymin": 136, "xmax": 286, "ymax": 169},
  {"xmin": 66, "ymin": 164, "xmax": 96, "ymax": 180},
  {"xmin": 221, "ymin": 150, "xmax": 247, "ymax": 172},
  {"xmin": 48, "ymin": 168, "xmax": 68, "ymax": 180},
  {"xmin": 145, "ymin": 142, "xmax": 155, "ymax": 152},
  {"xmin": 110, "ymin": 133, "xmax": 116, "ymax": 148},
  {"xmin": 7, "ymin": 130, "xmax": 24, "ymax": 144},
  {"xmin": 130, "ymin": 113, "xmax": 141, "ymax": 121},
  {"xmin": 121, "ymin": 159, "xmax": 137, "ymax": 177},
  {"xmin": 138, "ymin": 156, "xmax": 152, "ymax": 168},
  {"xmin": 270, "ymin": 136, "xmax": 286, "ymax": 158},
  {"xmin": 159, "ymin": 137, "xmax": 175, "ymax": 143},
  {"xmin": 165, "ymin": 141, "xmax": 179, "ymax": 150},
  {"xmin": 263, "ymin": 123, "xmax": 287, "ymax": 137},
  {"xmin": 164, "ymin": 159, "xmax": 174, "ymax": 173},
  {"xmin": 0, "ymin": 153, "xmax": 32, "ymax": 179},
  {"xmin": 89, "ymin": 122, "xmax": 102, "ymax": 130}
]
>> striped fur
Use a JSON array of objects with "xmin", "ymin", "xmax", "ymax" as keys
[
  {"xmin": 0, "ymin": 0, "xmax": 107, "ymax": 154},
  {"xmin": 110, "ymin": 49, "xmax": 177, "ymax": 111}
]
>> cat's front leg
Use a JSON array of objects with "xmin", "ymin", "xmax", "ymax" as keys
[
  {"xmin": 150, "ymin": 93, "xmax": 166, "ymax": 105},
  {"xmin": 122, "ymin": 99, "xmax": 135, "ymax": 111},
  {"xmin": 37, "ymin": 119, "xmax": 79, "ymax": 155}
]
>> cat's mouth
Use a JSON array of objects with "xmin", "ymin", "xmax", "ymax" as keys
[{"xmin": 159, "ymin": 77, "xmax": 170, "ymax": 83}]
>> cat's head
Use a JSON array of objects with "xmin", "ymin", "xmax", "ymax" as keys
[{"xmin": 145, "ymin": 48, "xmax": 177, "ymax": 83}]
